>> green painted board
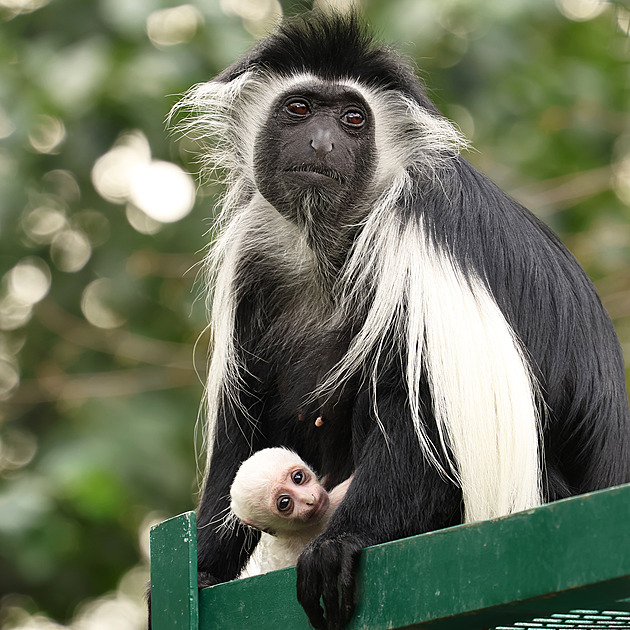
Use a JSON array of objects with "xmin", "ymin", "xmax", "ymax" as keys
[
  {"xmin": 150, "ymin": 510, "xmax": 199, "ymax": 630},
  {"xmin": 198, "ymin": 483, "xmax": 630, "ymax": 629},
  {"xmin": 150, "ymin": 483, "xmax": 630, "ymax": 630}
]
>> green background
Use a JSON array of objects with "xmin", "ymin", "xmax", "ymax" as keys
[{"xmin": 0, "ymin": 0, "xmax": 629, "ymax": 628}]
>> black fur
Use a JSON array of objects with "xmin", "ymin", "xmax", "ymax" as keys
[
  {"xmin": 420, "ymin": 158, "xmax": 630, "ymax": 495},
  {"xmin": 215, "ymin": 13, "xmax": 438, "ymax": 112},
  {"xmin": 180, "ymin": 12, "xmax": 630, "ymax": 630}
]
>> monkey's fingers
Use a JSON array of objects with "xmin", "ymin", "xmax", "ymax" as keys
[
  {"xmin": 197, "ymin": 571, "xmax": 221, "ymax": 589},
  {"xmin": 320, "ymin": 553, "xmax": 343, "ymax": 630},
  {"xmin": 339, "ymin": 538, "xmax": 362, "ymax": 624},
  {"xmin": 297, "ymin": 550, "xmax": 327, "ymax": 630}
]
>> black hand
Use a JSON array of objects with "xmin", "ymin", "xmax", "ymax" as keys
[
  {"xmin": 296, "ymin": 534, "xmax": 363, "ymax": 630},
  {"xmin": 198, "ymin": 571, "xmax": 221, "ymax": 589}
]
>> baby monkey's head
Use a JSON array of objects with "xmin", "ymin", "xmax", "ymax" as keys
[{"xmin": 230, "ymin": 447, "xmax": 330, "ymax": 536}]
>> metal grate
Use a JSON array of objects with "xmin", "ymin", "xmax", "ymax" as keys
[{"xmin": 495, "ymin": 610, "xmax": 630, "ymax": 630}]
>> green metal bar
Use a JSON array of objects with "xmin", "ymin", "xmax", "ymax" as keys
[
  {"xmin": 197, "ymin": 483, "xmax": 630, "ymax": 630},
  {"xmin": 150, "ymin": 511, "xmax": 199, "ymax": 630}
]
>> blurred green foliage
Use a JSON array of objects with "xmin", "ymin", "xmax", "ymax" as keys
[{"xmin": 0, "ymin": 0, "xmax": 628, "ymax": 628}]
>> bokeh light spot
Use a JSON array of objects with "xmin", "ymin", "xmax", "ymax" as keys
[
  {"xmin": 0, "ymin": 0, "xmax": 50, "ymax": 19},
  {"xmin": 8, "ymin": 257, "xmax": 51, "ymax": 306},
  {"xmin": 50, "ymin": 229, "xmax": 92, "ymax": 273},
  {"xmin": 0, "ymin": 427, "xmax": 37, "ymax": 471},
  {"xmin": 0, "ymin": 297, "xmax": 32, "ymax": 330},
  {"xmin": 220, "ymin": 0, "xmax": 282, "ymax": 36},
  {"xmin": 555, "ymin": 0, "xmax": 607, "ymax": 22},
  {"xmin": 125, "ymin": 204, "xmax": 163, "ymax": 235},
  {"xmin": 81, "ymin": 279, "xmax": 126, "ymax": 329},
  {"xmin": 91, "ymin": 132, "xmax": 152, "ymax": 204},
  {"xmin": 0, "ymin": 358, "xmax": 20, "ymax": 399},
  {"xmin": 42, "ymin": 169, "xmax": 81, "ymax": 202},
  {"xmin": 146, "ymin": 4, "xmax": 203, "ymax": 48},
  {"xmin": 28, "ymin": 115, "xmax": 66, "ymax": 154},
  {"xmin": 22, "ymin": 205, "xmax": 67, "ymax": 244},
  {"xmin": 129, "ymin": 160, "xmax": 196, "ymax": 223}
]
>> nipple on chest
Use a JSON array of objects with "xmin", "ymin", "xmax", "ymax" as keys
[{"xmin": 297, "ymin": 409, "xmax": 325, "ymax": 428}]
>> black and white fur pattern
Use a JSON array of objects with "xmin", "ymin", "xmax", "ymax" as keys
[
  {"xmin": 179, "ymin": 66, "xmax": 543, "ymax": 521},
  {"xmin": 172, "ymin": 12, "xmax": 630, "ymax": 628}
]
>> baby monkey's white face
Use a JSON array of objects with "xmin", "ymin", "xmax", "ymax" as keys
[
  {"xmin": 269, "ymin": 464, "xmax": 330, "ymax": 533},
  {"xmin": 230, "ymin": 448, "xmax": 333, "ymax": 536}
]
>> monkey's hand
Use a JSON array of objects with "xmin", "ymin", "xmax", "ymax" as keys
[
  {"xmin": 198, "ymin": 571, "xmax": 221, "ymax": 589},
  {"xmin": 296, "ymin": 533, "xmax": 363, "ymax": 630}
]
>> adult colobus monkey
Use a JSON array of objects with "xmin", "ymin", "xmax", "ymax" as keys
[{"xmin": 173, "ymin": 12, "xmax": 630, "ymax": 630}]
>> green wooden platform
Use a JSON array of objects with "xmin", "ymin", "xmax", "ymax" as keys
[{"xmin": 150, "ymin": 483, "xmax": 630, "ymax": 630}]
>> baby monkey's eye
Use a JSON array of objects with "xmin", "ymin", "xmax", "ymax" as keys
[
  {"xmin": 277, "ymin": 496, "xmax": 292, "ymax": 512},
  {"xmin": 292, "ymin": 470, "xmax": 305, "ymax": 485}
]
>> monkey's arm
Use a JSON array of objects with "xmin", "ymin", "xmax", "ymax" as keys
[
  {"xmin": 196, "ymin": 389, "xmax": 265, "ymax": 585},
  {"xmin": 326, "ymin": 475, "xmax": 353, "ymax": 513},
  {"xmin": 196, "ymin": 285, "xmax": 279, "ymax": 584},
  {"xmin": 296, "ymin": 387, "xmax": 461, "ymax": 630}
]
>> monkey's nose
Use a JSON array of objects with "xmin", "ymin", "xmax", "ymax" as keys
[
  {"xmin": 310, "ymin": 129, "xmax": 333, "ymax": 156},
  {"xmin": 304, "ymin": 494, "xmax": 316, "ymax": 506}
]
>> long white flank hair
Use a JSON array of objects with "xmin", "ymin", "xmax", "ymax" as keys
[{"xmin": 174, "ymin": 68, "xmax": 543, "ymax": 524}]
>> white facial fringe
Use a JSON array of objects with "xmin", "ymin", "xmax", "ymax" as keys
[
  {"xmin": 202, "ymin": 196, "xmax": 319, "ymax": 465},
  {"xmin": 170, "ymin": 72, "xmax": 469, "ymax": 215},
  {"xmin": 172, "ymin": 73, "xmax": 306, "ymax": 467},
  {"xmin": 176, "ymin": 69, "xmax": 542, "ymax": 520}
]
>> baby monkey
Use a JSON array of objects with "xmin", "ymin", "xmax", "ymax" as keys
[{"xmin": 230, "ymin": 448, "xmax": 351, "ymax": 576}]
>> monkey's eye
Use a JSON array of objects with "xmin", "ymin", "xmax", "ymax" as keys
[
  {"xmin": 285, "ymin": 101, "xmax": 310, "ymax": 117},
  {"xmin": 292, "ymin": 470, "xmax": 305, "ymax": 485},
  {"xmin": 341, "ymin": 110, "xmax": 365, "ymax": 128},
  {"xmin": 277, "ymin": 496, "xmax": 293, "ymax": 512}
]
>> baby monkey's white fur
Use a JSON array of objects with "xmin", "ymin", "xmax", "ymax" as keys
[{"xmin": 230, "ymin": 448, "xmax": 351, "ymax": 576}]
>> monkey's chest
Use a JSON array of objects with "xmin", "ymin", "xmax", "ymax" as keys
[
  {"xmin": 277, "ymin": 331, "xmax": 354, "ymax": 421},
  {"xmin": 264, "ymin": 327, "xmax": 357, "ymax": 480}
]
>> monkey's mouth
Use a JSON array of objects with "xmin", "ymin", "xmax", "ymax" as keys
[
  {"xmin": 305, "ymin": 492, "xmax": 330, "ymax": 522},
  {"xmin": 287, "ymin": 165, "xmax": 345, "ymax": 185}
]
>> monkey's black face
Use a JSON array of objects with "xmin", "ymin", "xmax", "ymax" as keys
[{"xmin": 253, "ymin": 83, "xmax": 376, "ymax": 231}]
